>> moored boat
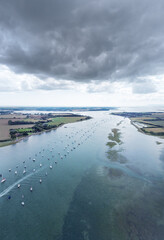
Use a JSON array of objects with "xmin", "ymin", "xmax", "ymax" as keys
[{"xmin": 1, "ymin": 177, "xmax": 6, "ymax": 183}]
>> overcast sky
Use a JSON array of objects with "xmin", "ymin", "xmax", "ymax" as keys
[{"xmin": 0, "ymin": 0, "xmax": 164, "ymax": 107}]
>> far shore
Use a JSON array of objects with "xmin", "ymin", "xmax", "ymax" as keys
[
  {"xmin": 111, "ymin": 111, "xmax": 164, "ymax": 139},
  {"xmin": 0, "ymin": 124, "xmax": 60, "ymax": 148},
  {"xmin": 0, "ymin": 113, "xmax": 91, "ymax": 148}
]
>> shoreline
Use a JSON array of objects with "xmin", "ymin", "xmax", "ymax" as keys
[
  {"xmin": 0, "ymin": 117, "xmax": 91, "ymax": 148},
  {"xmin": 130, "ymin": 120, "xmax": 146, "ymax": 134},
  {"xmin": 111, "ymin": 112, "xmax": 164, "ymax": 139},
  {"xmin": 130, "ymin": 119, "xmax": 164, "ymax": 139},
  {"xmin": 0, "ymin": 125, "xmax": 59, "ymax": 148}
]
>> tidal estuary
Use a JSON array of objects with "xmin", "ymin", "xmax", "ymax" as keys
[{"xmin": 0, "ymin": 111, "xmax": 164, "ymax": 240}]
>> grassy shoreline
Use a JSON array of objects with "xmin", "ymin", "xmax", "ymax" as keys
[
  {"xmin": 130, "ymin": 120, "xmax": 164, "ymax": 139},
  {"xmin": 0, "ymin": 125, "xmax": 59, "ymax": 148},
  {"xmin": 111, "ymin": 112, "xmax": 164, "ymax": 138},
  {"xmin": 0, "ymin": 116, "xmax": 91, "ymax": 148}
]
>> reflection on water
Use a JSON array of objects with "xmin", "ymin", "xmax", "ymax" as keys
[{"xmin": 0, "ymin": 111, "xmax": 164, "ymax": 239}]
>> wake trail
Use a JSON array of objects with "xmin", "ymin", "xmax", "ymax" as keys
[{"xmin": 0, "ymin": 166, "xmax": 46, "ymax": 198}]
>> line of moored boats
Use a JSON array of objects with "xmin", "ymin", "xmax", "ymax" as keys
[{"xmin": 0, "ymin": 120, "xmax": 102, "ymax": 206}]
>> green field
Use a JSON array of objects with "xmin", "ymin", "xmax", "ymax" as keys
[
  {"xmin": 48, "ymin": 117, "xmax": 85, "ymax": 126},
  {"xmin": 114, "ymin": 112, "xmax": 164, "ymax": 137},
  {"xmin": 0, "ymin": 114, "xmax": 89, "ymax": 147},
  {"xmin": 145, "ymin": 121, "xmax": 164, "ymax": 127},
  {"xmin": 17, "ymin": 128, "xmax": 33, "ymax": 133}
]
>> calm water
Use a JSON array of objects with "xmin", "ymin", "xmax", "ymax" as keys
[{"xmin": 0, "ymin": 111, "xmax": 164, "ymax": 240}]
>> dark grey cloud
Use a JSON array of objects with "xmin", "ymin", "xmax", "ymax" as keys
[{"xmin": 0, "ymin": 0, "xmax": 164, "ymax": 85}]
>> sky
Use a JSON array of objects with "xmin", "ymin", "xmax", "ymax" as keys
[{"xmin": 0, "ymin": 0, "xmax": 164, "ymax": 107}]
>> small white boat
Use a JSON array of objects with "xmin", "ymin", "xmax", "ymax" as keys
[
  {"xmin": 45, "ymin": 172, "xmax": 48, "ymax": 176},
  {"xmin": 18, "ymin": 184, "xmax": 21, "ymax": 188},
  {"xmin": 15, "ymin": 171, "xmax": 18, "ymax": 175},
  {"xmin": 30, "ymin": 187, "xmax": 33, "ymax": 192},
  {"xmin": 23, "ymin": 170, "xmax": 26, "ymax": 174},
  {"xmin": 1, "ymin": 178, "xmax": 6, "ymax": 183},
  {"xmin": 33, "ymin": 169, "xmax": 36, "ymax": 172},
  {"xmin": 40, "ymin": 164, "xmax": 42, "ymax": 167},
  {"xmin": 21, "ymin": 201, "xmax": 25, "ymax": 206},
  {"xmin": 39, "ymin": 179, "xmax": 42, "ymax": 183},
  {"xmin": 9, "ymin": 169, "xmax": 11, "ymax": 172},
  {"xmin": 33, "ymin": 158, "xmax": 36, "ymax": 162},
  {"xmin": 50, "ymin": 165, "xmax": 52, "ymax": 169}
]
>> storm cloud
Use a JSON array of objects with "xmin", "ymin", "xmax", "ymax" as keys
[{"xmin": 0, "ymin": 0, "xmax": 164, "ymax": 86}]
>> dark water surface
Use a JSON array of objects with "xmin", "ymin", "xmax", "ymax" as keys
[{"xmin": 0, "ymin": 111, "xmax": 164, "ymax": 240}]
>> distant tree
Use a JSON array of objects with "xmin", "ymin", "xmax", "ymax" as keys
[
  {"xmin": 8, "ymin": 120, "xmax": 12, "ymax": 125},
  {"xmin": 10, "ymin": 133, "xmax": 16, "ymax": 139},
  {"xmin": 22, "ymin": 132, "xmax": 28, "ymax": 136}
]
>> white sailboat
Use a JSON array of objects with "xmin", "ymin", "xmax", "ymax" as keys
[{"xmin": 1, "ymin": 175, "xmax": 6, "ymax": 183}]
